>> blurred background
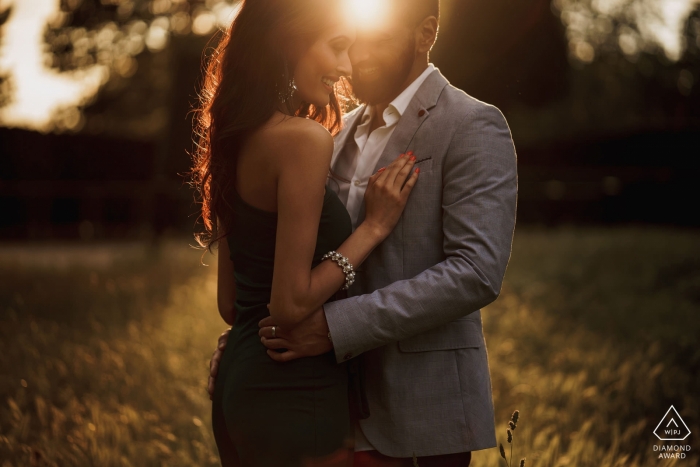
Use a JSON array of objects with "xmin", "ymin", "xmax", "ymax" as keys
[
  {"xmin": 0, "ymin": 0, "xmax": 698, "ymax": 465},
  {"xmin": 0, "ymin": 0, "xmax": 698, "ymax": 237}
]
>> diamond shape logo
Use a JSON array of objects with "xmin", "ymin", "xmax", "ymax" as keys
[{"xmin": 654, "ymin": 406, "xmax": 691, "ymax": 441}]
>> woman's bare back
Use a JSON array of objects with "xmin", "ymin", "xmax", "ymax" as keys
[{"xmin": 235, "ymin": 112, "xmax": 333, "ymax": 213}]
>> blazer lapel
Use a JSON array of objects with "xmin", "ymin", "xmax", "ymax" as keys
[
  {"xmin": 371, "ymin": 69, "xmax": 449, "ymax": 174},
  {"xmin": 355, "ymin": 69, "xmax": 450, "ymax": 225}
]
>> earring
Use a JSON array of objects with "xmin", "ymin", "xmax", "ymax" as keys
[
  {"xmin": 277, "ymin": 59, "xmax": 297, "ymax": 103},
  {"xmin": 279, "ymin": 77, "xmax": 297, "ymax": 103}
]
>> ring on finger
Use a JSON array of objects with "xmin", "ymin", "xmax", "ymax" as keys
[{"xmin": 271, "ymin": 326, "xmax": 276, "ymax": 338}]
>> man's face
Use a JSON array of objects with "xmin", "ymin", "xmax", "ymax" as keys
[{"xmin": 349, "ymin": 21, "xmax": 417, "ymax": 105}]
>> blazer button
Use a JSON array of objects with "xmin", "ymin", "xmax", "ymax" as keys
[
  {"xmin": 418, "ymin": 109, "xmax": 426, "ymax": 117},
  {"xmin": 343, "ymin": 352, "xmax": 353, "ymax": 360}
]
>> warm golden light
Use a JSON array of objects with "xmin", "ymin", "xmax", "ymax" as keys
[
  {"xmin": 553, "ymin": 0, "xmax": 700, "ymax": 63},
  {"xmin": 342, "ymin": 0, "xmax": 390, "ymax": 29},
  {"xmin": 0, "ymin": 0, "xmax": 108, "ymax": 132}
]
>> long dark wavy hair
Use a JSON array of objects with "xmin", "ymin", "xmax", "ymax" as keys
[{"xmin": 188, "ymin": 0, "xmax": 355, "ymax": 253}]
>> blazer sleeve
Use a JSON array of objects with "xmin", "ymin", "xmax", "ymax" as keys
[{"xmin": 323, "ymin": 103, "xmax": 518, "ymax": 364}]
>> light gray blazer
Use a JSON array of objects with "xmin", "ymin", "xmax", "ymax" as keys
[{"xmin": 323, "ymin": 67, "xmax": 518, "ymax": 457}]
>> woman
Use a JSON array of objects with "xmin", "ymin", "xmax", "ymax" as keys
[{"xmin": 189, "ymin": 0, "xmax": 420, "ymax": 465}]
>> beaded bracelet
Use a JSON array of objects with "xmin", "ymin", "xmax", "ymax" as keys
[{"xmin": 321, "ymin": 250, "xmax": 355, "ymax": 290}]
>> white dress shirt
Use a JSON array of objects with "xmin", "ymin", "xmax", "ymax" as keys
[
  {"xmin": 330, "ymin": 64, "xmax": 436, "ymax": 452},
  {"xmin": 332, "ymin": 64, "xmax": 436, "ymax": 232}
]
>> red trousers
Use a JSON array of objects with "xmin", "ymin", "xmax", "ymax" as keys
[{"xmin": 352, "ymin": 449, "xmax": 472, "ymax": 467}]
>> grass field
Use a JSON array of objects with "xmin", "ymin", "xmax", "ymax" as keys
[{"xmin": 0, "ymin": 226, "xmax": 698, "ymax": 466}]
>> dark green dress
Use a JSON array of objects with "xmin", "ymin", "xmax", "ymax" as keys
[{"xmin": 211, "ymin": 185, "xmax": 355, "ymax": 467}]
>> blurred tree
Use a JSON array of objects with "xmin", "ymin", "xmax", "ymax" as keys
[
  {"xmin": 553, "ymin": 0, "xmax": 698, "ymax": 63},
  {"xmin": 1, "ymin": 0, "xmax": 696, "ymax": 148},
  {"xmin": 34, "ymin": 0, "xmax": 242, "ymax": 192},
  {"xmin": 471, "ymin": 0, "xmax": 700, "ymax": 147},
  {"xmin": 548, "ymin": 0, "xmax": 699, "ymax": 132},
  {"xmin": 432, "ymin": 0, "xmax": 570, "ymax": 110},
  {"xmin": 0, "ymin": 4, "xmax": 13, "ymax": 109},
  {"xmin": 34, "ymin": 0, "xmax": 239, "ymax": 139}
]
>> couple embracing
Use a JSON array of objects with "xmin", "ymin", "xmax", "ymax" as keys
[{"xmin": 190, "ymin": 0, "xmax": 518, "ymax": 465}]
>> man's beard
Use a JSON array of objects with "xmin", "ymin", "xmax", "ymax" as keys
[{"xmin": 352, "ymin": 36, "xmax": 415, "ymax": 105}]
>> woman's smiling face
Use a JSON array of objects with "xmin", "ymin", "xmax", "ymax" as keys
[{"xmin": 292, "ymin": 19, "xmax": 355, "ymax": 107}]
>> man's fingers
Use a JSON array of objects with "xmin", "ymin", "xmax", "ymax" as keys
[
  {"xmin": 266, "ymin": 349, "xmax": 300, "ymax": 362},
  {"xmin": 210, "ymin": 355, "xmax": 221, "ymax": 375},
  {"xmin": 208, "ymin": 376, "xmax": 215, "ymax": 398},
  {"xmin": 260, "ymin": 336, "xmax": 292, "ymax": 350},
  {"xmin": 259, "ymin": 315, "xmax": 275, "ymax": 327},
  {"xmin": 209, "ymin": 328, "xmax": 232, "ymax": 400},
  {"xmin": 258, "ymin": 325, "xmax": 285, "ymax": 339},
  {"xmin": 218, "ymin": 328, "xmax": 231, "ymax": 348},
  {"xmin": 210, "ymin": 346, "xmax": 226, "ymax": 373}
]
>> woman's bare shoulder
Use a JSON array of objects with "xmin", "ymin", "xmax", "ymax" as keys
[
  {"xmin": 252, "ymin": 114, "xmax": 334, "ymax": 168},
  {"xmin": 266, "ymin": 115, "xmax": 332, "ymax": 151}
]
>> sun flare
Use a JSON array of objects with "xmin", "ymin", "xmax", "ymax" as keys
[
  {"xmin": 342, "ymin": 0, "xmax": 390, "ymax": 29},
  {"xmin": 0, "ymin": 0, "xmax": 108, "ymax": 132}
]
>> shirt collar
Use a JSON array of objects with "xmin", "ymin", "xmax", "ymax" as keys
[{"xmin": 358, "ymin": 63, "xmax": 436, "ymax": 128}]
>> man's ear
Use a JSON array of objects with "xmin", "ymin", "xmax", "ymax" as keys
[{"xmin": 416, "ymin": 16, "xmax": 439, "ymax": 54}]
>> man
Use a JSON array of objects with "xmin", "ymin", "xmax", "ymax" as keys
[{"xmin": 209, "ymin": 0, "xmax": 517, "ymax": 465}]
